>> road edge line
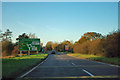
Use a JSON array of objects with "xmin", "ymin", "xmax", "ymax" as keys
[
  {"xmin": 19, "ymin": 54, "xmax": 49, "ymax": 78},
  {"xmin": 82, "ymin": 69, "xmax": 94, "ymax": 77}
]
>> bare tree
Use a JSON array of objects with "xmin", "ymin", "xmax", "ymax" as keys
[{"xmin": 29, "ymin": 32, "xmax": 36, "ymax": 38}]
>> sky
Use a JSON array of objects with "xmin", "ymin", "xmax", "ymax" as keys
[{"xmin": 2, "ymin": 2, "xmax": 118, "ymax": 46}]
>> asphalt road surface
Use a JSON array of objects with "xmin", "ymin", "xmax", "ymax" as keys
[{"xmin": 20, "ymin": 52, "xmax": 120, "ymax": 80}]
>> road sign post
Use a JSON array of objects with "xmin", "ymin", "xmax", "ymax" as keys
[
  {"xmin": 20, "ymin": 51, "xmax": 22, "ymax": 57},
  {"xmin": 37, "ymin": 51, "xmax": 38, "ymax": 56},
  {"xmin": 19, "ymin": 38, "xmax": 40, "ymax": 56}
]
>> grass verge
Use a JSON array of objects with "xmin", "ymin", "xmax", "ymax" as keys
[
  {"xmin": 2, "ymin": 53, "xmax": 48, "ymax": 78},
  {"xmin": 67, "ymin": 53, "xmax": 120, "ymax": 66}
]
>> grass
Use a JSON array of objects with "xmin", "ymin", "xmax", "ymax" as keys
[
  {"xmin": 67, "ymin": 53, "xmax": 120, "ymax": 66},
  {"xmin": 2, "ymin": 53, "xmax": 48, "ymax": 78}
]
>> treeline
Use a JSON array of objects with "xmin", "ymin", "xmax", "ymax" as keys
[
  {"xmin": 1, "ymin": 29, "xmax": 119, "ymax": 58},
  {"xmin": 73, "ymin": 31, "xmax": 119, "ymax": 58},
  {"xmin": 0, "ymin": 29, "xmax": 43, "ymax": 57},
  {"xmin": 45, "ymin": 41, "xmax": 73, "ymax": 52},
  {"xmin": 46, "ymin": 31, "xmax": 120, "ymax": 58}
]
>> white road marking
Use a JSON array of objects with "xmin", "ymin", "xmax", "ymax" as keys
[
  {"xmin": 82, "ymin": 69, "xmax": 94, "ymax": 77},
  {"xmin": 72, "ymin": 63, "xmax": 76, "ymax": 65},
  {"xmin": 109, "ymin": 64, "xmax": 120, "ymax": 67},
  {"xmin": 19, "ymin": 58, "xmax": 47, "ymax": 78},
  {"xmin": 96, "ymin": 61, "xmax": 120, "ymax": 67},
  {"xmin": 68, "ymin": 55, "xmax": 120, "ymax": 67},
  {"xmin": 19, "ymin": 63, "xmax": 41, "ymax": 78},
  {"xmin": 96, "ymin": 61, "xmax": 106, "ymax": 64}
]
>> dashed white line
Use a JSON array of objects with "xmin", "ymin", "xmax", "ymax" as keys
[
  {"xmin": 82, "ymin": 69, "xmax": 94, "ymax": 77},
  {"xmin": 72, "ymin": 63, "xmax": 76, "ymax": 65},
  {"xmin": 69, "ymin": 56, "xmax": 120, "ymax": 67}
]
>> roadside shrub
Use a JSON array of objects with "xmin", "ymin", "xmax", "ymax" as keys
[
  {"xmin": 88, "ymin": 39, "xmax": 104, "ymax": 56},
  {"xmin": 11, "ymin": 45, "xmax": 19, "ymax": 56},
  {"xmin": 2, "ymin": 40, "xmax": 14, "ymax": 56},
  {"xmin": 73, "ymin": 43, "xmax": 81, "ymax": 53},
  {"xmin": 104, "ymin": 32, "xmax": 119, "ymax": 57},
  {"xmin": 73, "ymin": 41, "xmax": 90, "ymax": 54},
  {"xmin": 73, "ymin": 31, "xmax": 119, "ymax": 58},
  {"xmin": 80, "ymin": 41, "xmax": 90, "ymax": 54}
]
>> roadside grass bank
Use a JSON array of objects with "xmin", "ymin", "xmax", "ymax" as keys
[
  {"xmin": 2, "ymin": 53, "xmax": 48, "ymax": 78},
  {"xmin": 67, "ymin": 53, "xmax": 120, "ymax": 66}
]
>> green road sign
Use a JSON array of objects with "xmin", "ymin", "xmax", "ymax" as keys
[{"xmin": 19, "ymin": 38, "xmax": 40, "ymax": 51}]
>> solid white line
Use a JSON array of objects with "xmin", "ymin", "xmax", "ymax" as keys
[
  {"xmin": 19, "ymin": 63, "xmax": 41, "ymax": 78},
  {"xmin": 109, "ymin": 64, "xmax": 120, "ymax": 67},
  {"xmin": 82, "ymin": 69, "xmax": 94, "ymax": 77},
  {"xmin": 72, "ymin": 63, "xmax": 76, "ymax": 65},
  {"xmin": 19, "ymin": 57, "xmax": 48, "ymax": 78},
  {"xmin": 97, "ymin": 61, "xmax": 106, "ymax": 64}
]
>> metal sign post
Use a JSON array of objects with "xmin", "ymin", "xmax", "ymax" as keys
[
  {"xmin": 37, "ymin": 51, "xmax": 38, "ymax": 56},
  {"xmin": 20, "ymin": 51, "xmax": 22, "ymax": 57},
  {"xmin": 28, "ymin": 51, "xmax": 30, "ymax": 56}
]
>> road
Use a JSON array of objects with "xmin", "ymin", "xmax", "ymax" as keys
[{"xmin": 20, "ymin": 52, "xmax": 120, "ymax": 80}]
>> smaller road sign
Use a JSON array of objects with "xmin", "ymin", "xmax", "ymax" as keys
[{"xmin": 65, "ymin": 45, "xmax": 69, "ymax": 50}]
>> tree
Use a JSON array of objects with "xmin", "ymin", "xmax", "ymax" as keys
[
  {"xmin": 45, "ymin": 41, "xmax": 53, "ymax": 51},
  {"xmin": 55, "ymin": 43, "xmax": 64, "ymax": 52},
  {"xmin": 29, "ymin": 32, "xmax": 36, "ymax": 38},
  {"xmin": 78, "ymin": 32, "xmax": 103, "ymax": 43},
  {"xmin": 55, "ymin": 40, "xmax": 73, "ymax": 52},
  {"xmin": 52, "ymin": 42, "xmax": 58, "ymax": 50},
  {"xmin": 2, "ymin": 40, "xmax": 14, "ymax": 56},
  {"xmin": 0, "ymin": 29, "xmax": 12, "ymax": 41},
  {"xmin": 73, "ymin": 40, "xmax": 90, "ymax": 54},
  {"xmin": 40, "ymin": 43, "xmax": 43, "ymax": 52},
  {"xmin": 0, "ymin": 30, "xmax": 2, "ymax": 41},
  {"xmin": 104, "ymin": 31, "xmax": 119, "ymax": 57},
  {"xmin": 16, "ymin": 33, "xmax": 29, "ymax": 40}
]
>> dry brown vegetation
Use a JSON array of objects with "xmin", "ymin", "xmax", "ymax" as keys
[
  {"xmin": 2, "ymin": 40, "xmax": 14, "ymax": 57},
  {"xmin": 73, "ymin": 31, "xmax": 119, "ymax": 58},
  {"xmin": 1, "ymin": 30, "xmax": 119, "ymax": 58}
]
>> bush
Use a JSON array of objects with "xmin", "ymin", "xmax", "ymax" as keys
[
  {"xmin": 2, "ymin": 40, "xmax": 14, "ymax": 57},
  {"xmin": 73, "ymin": 41, "xmax": 90, "ymax": 54},
  {"xmin": 88, "ymin": 39, "xmax": 105, "ymax": 56},
  {"xmin": 11, "ymin": 45, "xmax": 19, "ymax": 56},
  {"xmin": 104, "ymin": 32, "xmax": 119, "ymax": 57},
  {"xmin": 73, "ymin": 31, "xmax": 119, "ymax": 58},
  {"xmin": 73, "ymin": 43, "xmax": 81, "ymax": 53}
]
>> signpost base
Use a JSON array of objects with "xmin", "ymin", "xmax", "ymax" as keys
[
  {"xmin": 37, "ymin": 51, "xmax": 38, "ymax": 56},
  {"xmin": 20, "ymin": 51, "xmax": 22, "ymax": 57},
  {"xmin": 28, "ymin": 51, "xmax": 30, "ymax": 56}
]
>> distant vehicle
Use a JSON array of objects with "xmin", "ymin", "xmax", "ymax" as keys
[{"xmin": 51, "ymin": 50, "xmax": 55, "ymax": 54}]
